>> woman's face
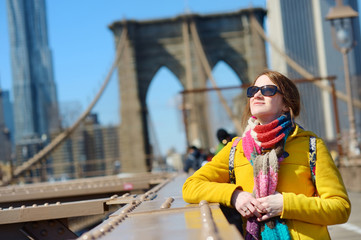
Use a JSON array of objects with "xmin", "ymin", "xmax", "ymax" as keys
[{"xmin": 250, "ymin": 75, "xmax": 288, "ymax": 124}]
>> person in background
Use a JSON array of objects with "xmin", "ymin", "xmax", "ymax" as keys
[
  {"xmin": 215, "ymin": 128, "xmax": 232, "ymax": 154},
  {"xmin": 183, "ymin": 146, "xmax": 202, "ymax": 173},
  {"xmin": 182, "ymin": 70, "xmax": 350, "ymax": 239}
]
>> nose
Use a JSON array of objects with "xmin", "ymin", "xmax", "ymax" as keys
[{"xmin": 253, "ymin": 88, "xmax": 262, "ymax": 98}]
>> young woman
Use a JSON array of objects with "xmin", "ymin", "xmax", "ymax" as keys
[{"xmin": 182, "ymin": 70, "xmax": 351, "ymax": 240}]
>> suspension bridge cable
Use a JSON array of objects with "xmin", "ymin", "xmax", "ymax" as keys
[
  {"xmin": 1, "ymin": 27, "xmax": 129, "ymax": 185},
  {"xmin": 189, "ymin": 19, "xmax": 243, "ymax": 134}
]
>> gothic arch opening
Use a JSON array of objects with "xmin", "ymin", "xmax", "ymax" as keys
[
  {"xmin": 146, "ymin": 66, "xmax": 186, "ymax": 170},
  {"xmin": 110, "ymin": 9, "xmax": 267, "ymax": 172}
]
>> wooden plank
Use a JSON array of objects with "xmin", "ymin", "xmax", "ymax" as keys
[
  {"xmin": 0, "ymin": 199, "xmax": 106, "ymax": 224},
  {"xmin": 0, "ymin": 172, "xmax": 170, "ymax": 203}
]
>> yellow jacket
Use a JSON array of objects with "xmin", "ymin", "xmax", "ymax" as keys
[{"xmin": 182, "ymin": 125, "xmax": 351, "ymax": 239}]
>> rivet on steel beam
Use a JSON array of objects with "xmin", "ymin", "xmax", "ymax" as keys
[
  {"xmin": 117, "ymin": 214, "xmax": 126, "ymax": 221},
  {"xmin": 121, "ymin": 204, "xmax": 133, "ymax": 214},
  {"xmin": 104, "ymin": 224, "xmax": 112, "ymax": 232},
  {"xmin": 48, "ymin": 220, "xmax": 55, "ymax": 227},
  {"xmin": 140, "ymin": 195, "xmax": 146, "ymax": 201},
  {"xmin": 81, "ymin": 233, "xmax": 93, "ymax": 240},
  {"xmin": 113, "ymin": 217, "xmax": 121, "ymax": 224},
  {"xmin": 109, "ymin": 222, "xmax": 116, "ymax": 229},
  {"xmin": 92, "ymin": 230, "xmax": 103, "ymax": 238},
  {"xmin": 109, "ymin": 219, "xmax": 118, "ymax": 227},
  {"xmin": 199, "ymin": 200, "xmax": 208, "ymax": 206},
  {"xmin": 161, "ymin": 197, "xmax": 175, "ymax": 209}
]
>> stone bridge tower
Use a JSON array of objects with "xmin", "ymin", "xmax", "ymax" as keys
[{"xmin": 109, "ymin": 8, "xmax": 267, "ymax": 172}]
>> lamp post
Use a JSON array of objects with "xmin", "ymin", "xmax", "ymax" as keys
[{"xmin": 326, "ymin": 0, "xmax": 360, "ymax": 157}]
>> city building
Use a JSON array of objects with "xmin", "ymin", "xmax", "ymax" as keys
[
  {"xmin": 50, "ymin": 114, "xmax": 120, "ymax": 181},
  {"xmin": 267, "ymin": 0, "xmax": 361, "ymax": 142},
  {"xmin": 0, "ymin": 88, "xmax": 12, "ymax": 164},
  {"xmin": 1, "ymin": 89, "xmax": 14, "ymax": 145},
  {"xmin": 6, "ymin": 0, "xmax": 60, "ymax": 146}
]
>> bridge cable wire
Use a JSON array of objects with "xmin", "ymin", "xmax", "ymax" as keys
[
  {"xmin": 188, "ymin": 19, "xmax": 243, "ymax": 134},
  {"xmin": 1, "ymin": 26, "xmax": 129, "ymax": 186},
  {"xmin": 250, "ymin": 14, "xmax": 361, "ymax": 109}
]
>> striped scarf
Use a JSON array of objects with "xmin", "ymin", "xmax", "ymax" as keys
[{"xmin": 242, "ymin": 113, "xmax": 293, "ymax": 240}]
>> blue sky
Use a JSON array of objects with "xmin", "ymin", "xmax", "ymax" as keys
[{"xmin": 0, "ymin": 0, "xmax": 267, "ymax": 156}]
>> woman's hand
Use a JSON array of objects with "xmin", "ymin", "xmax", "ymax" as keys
[
  {"xmin": 231, "ymin": 189, "xmax": 266, "ymax": 218},
  {"xmin": 256, "ymin": 191, "xmax": 284, "ymax": 221}
]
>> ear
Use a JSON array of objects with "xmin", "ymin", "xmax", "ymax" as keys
[{"xmin": 282, "ymin": 105, "xmax": 290, "ymax": 112}]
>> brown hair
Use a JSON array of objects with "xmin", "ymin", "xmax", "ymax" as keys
[{"xmin": 241, "ymin": 70, "xmax": 300, "ymax": 129}]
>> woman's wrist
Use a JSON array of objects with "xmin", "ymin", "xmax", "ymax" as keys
[{"xmin": 231, "ymin": 188, "xmax": 242, "ymax": 207}]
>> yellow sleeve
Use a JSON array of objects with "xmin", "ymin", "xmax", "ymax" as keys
[
  {"xmin": 281, "ymin": 138, "xmax": 351, "ymax": 225},
  {"xmin": 182, "ymin": 139, "xmax": 240, "ymax": 207}
]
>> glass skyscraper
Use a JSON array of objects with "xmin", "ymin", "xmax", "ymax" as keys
[
  {"xmin": 268, "ymin": 0, "xmax": 361, "ymax": 141},
  {"xmin": 1, "ymin": 89, "xmax": 14, "ymax": 144},
  {"xmin": 0, "ymin": 88, "xmax": 12, "ymax": 163},
  {"xmin": 6, "ymin": 0, "xmax": 60, "ymax": 144}
]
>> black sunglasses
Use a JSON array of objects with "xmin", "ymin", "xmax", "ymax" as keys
[{"xmin": 247, "ymin": 85, "xmax": 282, "ymax": 98}]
